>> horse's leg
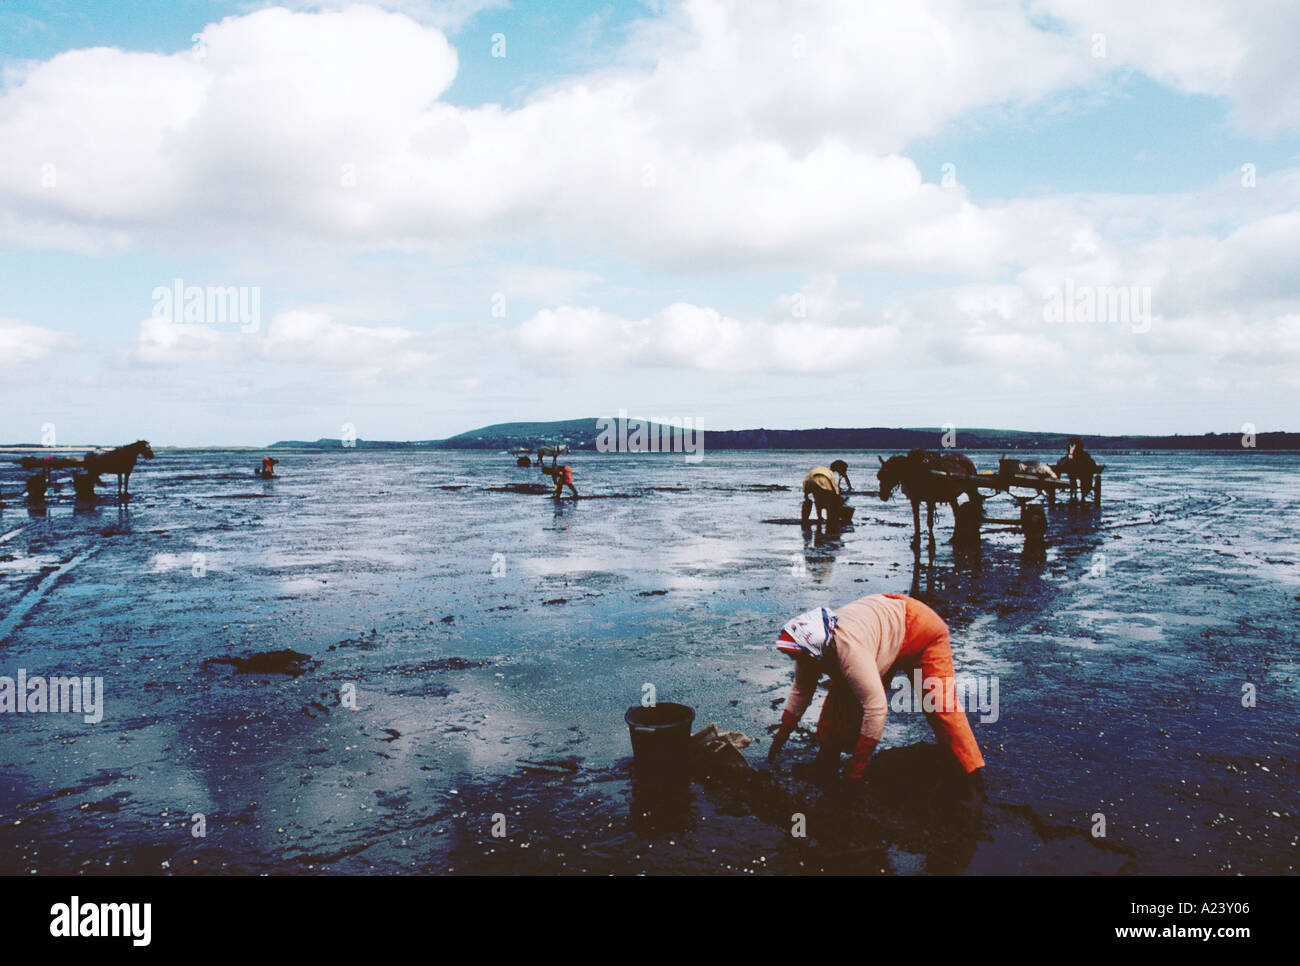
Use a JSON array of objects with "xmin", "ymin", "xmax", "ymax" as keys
[
  {"xmin": 926, "ymin": 500, "xmax": 936, "ymax": 546},
  {"xmin": 911, "ymin": 498, "xmax": 921, "ymax": 549}
]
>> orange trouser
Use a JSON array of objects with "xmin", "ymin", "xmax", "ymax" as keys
[{"xmin": 816, "ymin": 594, "xmax": 985, "ymax": 773}]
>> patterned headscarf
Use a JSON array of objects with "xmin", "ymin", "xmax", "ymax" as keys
[{"xmin": 776, "ymin": 607, "xmax": 838, "ymax": 660}]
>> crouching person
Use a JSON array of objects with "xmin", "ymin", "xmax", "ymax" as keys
[
  {"xmin": 801, "ymin": 465, "xmax": 846, "ymax": 526},
  {"xmin": 766, "ymin": 594, "xmax": 985, "ymax": 793}
]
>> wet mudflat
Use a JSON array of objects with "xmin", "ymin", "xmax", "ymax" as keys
[{"xmin": 0, "ymin": 450, "xmax": 1295, "ymax": 874}]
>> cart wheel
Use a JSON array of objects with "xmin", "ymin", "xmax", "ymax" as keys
[{"xmin": 1021, "ymin": 505, "xmax": 1047, "ymax": 540}]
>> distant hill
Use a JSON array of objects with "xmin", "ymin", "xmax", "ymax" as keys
[{"xmin": 268, "ymin": 419, "xmax": 1300, "ymax": 452}]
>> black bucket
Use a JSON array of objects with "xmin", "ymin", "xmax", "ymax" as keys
[{"xmin": 625, "ymin": 703, "xmax": 695, "ymax": 771}]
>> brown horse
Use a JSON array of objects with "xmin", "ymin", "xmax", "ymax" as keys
[
  {"xmin": 877, "ymin": 450, "xmax": 980, "ymax": 548},
  {"xmin": 86, "ymin": 440, "xmax": 154, "ymax": 501}
]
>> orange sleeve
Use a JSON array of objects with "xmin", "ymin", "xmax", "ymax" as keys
[{"xmin": 782, "ymin": 656, "xmax": 822, "ymax": 722}]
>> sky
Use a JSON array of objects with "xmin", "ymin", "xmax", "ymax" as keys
[{"xmin": 1, "ymin": 0, "xmax": 1298, "ymax": 446}]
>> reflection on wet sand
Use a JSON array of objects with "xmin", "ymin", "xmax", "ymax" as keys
[
  {"xmin": 800, "ymin": 524, "xmax": 845, "ymax": 582},
  {"xmin": 431, "ymin": 743, "xmax": 1134, "ymax": 875}
]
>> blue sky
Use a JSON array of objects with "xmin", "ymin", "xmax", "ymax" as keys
[{"xmin": 1, "ymin": 0, "xmax": 1298, "ymax": 445}]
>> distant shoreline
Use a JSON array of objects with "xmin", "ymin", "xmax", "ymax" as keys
[
  {"xmin": 264, "ymin": 419, "xmax": 1300, "ymax": 453},
  {"xmin": 5, "ymin": 419, "xmax": 1298, "ymax": 453},
  {"xmin": 5, "ymin": 446, "xmax": 1298, "ymax": 455}
]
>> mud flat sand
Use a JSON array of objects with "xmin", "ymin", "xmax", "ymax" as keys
[{"xmin": 0, "ymin": 450, "xmax": 1295, "ymax": 874}]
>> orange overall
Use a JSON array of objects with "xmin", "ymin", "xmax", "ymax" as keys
[{"xmin": 807, "ymin": 594, "xmax": 985, "ymax": 774}]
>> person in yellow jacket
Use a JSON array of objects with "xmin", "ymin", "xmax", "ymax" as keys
[{"xmin": 801, "ymin": 465, "xmax": 846, "ymax": 525}]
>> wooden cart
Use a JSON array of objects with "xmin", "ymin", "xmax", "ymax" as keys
[{"xmin": 929, "ymin": 458, "xmax": 1104, "ymax": 543}]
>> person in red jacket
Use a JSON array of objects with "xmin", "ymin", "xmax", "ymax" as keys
[
  {"xmin": 767, "ymin": 593, "xmax": 985, "ymax": 791},
  {"xmin": 552, "ymin": 461, "xmax": 577, "ymax": 499}
]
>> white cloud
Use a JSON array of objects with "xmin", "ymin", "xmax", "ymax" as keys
[
  {"xmin": 957, "ymin": 330, "xmax": 1069, "ymax": 368},
  {"xmin": 124, "ymin": 314, "xmax": 246, "ymax": 368},
  {"xmin": 0, "ymin": 317, "xmax": 76, "ymax": 368},
  {"xmin": 495, "ymin": 264, "xmax": 604, "ymax": 303},
  {"xmin": 5, "ymin": 0, "xmax": 1293, "ymax": 273},
  {"xmin": 1092, "ymin": 352, "xmax": 1147, "ymax": 374},
  {"xmin": 260, "ymin": 310, "xmax": 439, "ymax": 372},
  {"xmin": 0, "ymin": 6, "xmax": 458, "ymax": 246},
  {"xmin": 1034, "ymin": 0, "xmax": 1300, "ymax": 135},
  {"xmin": 119, "ymin": 309, "xmax": 510, "ymax": 383},
  {"xmin": 517, "ymin": 300, "xmax": 898, "ymax": 372},
  {"xmin": 276, "ymin": 0, "xmax": 508, "ymax": 33},
  {"xmin": 624, "ymin": 0, "xmax": 1086, "ymax": 154}
]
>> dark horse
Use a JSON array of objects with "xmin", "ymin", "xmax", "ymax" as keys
[
  {"xmin": 86, "ymin": 440, "xmax": 154, "ymax": 502},
  {"xmin": 877, "ymin": 450, "xmax": 980, "ymax": 548},
  {"xmin": 1052, "ymin": 438, "xmax": 1103, "ymax": 501}
]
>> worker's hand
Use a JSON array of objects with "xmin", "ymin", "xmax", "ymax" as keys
[
  {"xmin": 767, "ymin": 711, "xmax": 798, "ymax": 762},
  {"xmin": 767, "ymin": 733, "xmax": 789, "ymax": 763},
  {"xmin": 842, "ymin": 734, "xmax": 878, "ymax": 781}
]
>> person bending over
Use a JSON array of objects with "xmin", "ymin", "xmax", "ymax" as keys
[
  {"xmin": 767, "ymin": 594, "xmax": 985, "ymax": 793},
  {"xmin": 829, "ymin": 459, "xmax": 852, "ymax": 493},
  {"xmin": 801, "ymin": 465, "xmax": 846, "ymax": 525},
  {"xmin": 552, "ymin": 462, "xmax": 577, "ymax": 499}
]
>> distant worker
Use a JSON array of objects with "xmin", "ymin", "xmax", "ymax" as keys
[
  {"xmin": 1054, "ymin": 436, "xmax": 1101, "ymax": 498},
  {"xmin": 767, "ymin": 593, "xmax": 985, "ymax": 793},
  {"xmin": 552, "ymin": 458, "xmax": 578, "ymax": 499},
  {"xmin": 829, "ymin": 459, "xmax": 852, "ymax": 493},
  {"xmin": 258, "ymin": 456, "xmax": 279, "ymax": 478},
  {"xmin": 801, "ymin": 465, "xmax": 846, "ymax": 525}
]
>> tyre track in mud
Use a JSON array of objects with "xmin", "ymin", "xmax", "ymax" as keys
[
  {"xmin": 1094, "ymin": 489, "xmax": 1239, "ymax": 534},
  {"xmin": 0, "ymin": 532, "xmax": 99, "ymax": 643}
]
